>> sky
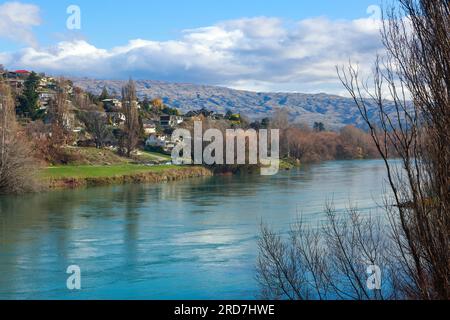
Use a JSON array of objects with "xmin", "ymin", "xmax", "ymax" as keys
[{"xmin": 0, "ymin": 0, "xmax": 386, "ymax": 94}]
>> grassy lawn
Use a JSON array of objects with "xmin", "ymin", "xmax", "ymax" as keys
[
  {"xmin": 135, "ymin": 150, "xmax": 172, "ymax": 162},
  {"xmin": 61, "ymin": 147, "xmax": 131, "ymax": 165},
  {"xmin": 41, "ymin": 164, "xmax": 180, "ymax": 180},
  {"xmin": 57, "ymin": 146, "xmax": 172, "ymax": 165}
]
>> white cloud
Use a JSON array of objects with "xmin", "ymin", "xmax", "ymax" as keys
[
  {"xmin": 0, "ymin": 15, "xmax": 385, "ymax": 93},
  {"xmin": 0, "ymin": 2, "xmax": 41, "ymax": 47}
]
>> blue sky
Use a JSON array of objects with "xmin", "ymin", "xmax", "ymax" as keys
[
  {"xmin": 0, "ymin": 0, "xmax": 384, "ymax": 93},
  {"xmin": 10, "ymin": 0, "xmax": 379, "ymax": 48}
]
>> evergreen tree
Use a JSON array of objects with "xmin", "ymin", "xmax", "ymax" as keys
[
  {"xmin": 18, "ymin": 72, "xmax": 40, "ymax": 119},
  {"xmin": 313, "ymin": 122, "xmax": 325, "ymax": 132},
  {"xmin": 99, "ymin": 86, "xmax": 109, "ymax": 101},
  {"xmin": 261, "ymin": 117, "xmax": 270, "ymax": 128},
  {"xmin": 142, "ymin": 95, "xmax": 151, "ymax": 112}
]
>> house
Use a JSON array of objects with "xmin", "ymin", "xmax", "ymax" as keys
[
  {"xmin": 38, "ymin": 91, "xmax": 57, "ymax": 110},
  {"xmin": 184, "ymin": 108, "xmax": 214, "ymax": 119},
  {"xmin": 38, "ymin": 77, "xmax": 57, "ymax": 90},
  {"xmin": 12, "ymin": 70, "xmax": 31, "ymax": 78},
  {"xmin": 146, "ymin": 134, "xmax": 179, "ymax": 153},
  {"xmin": 143, "ymin": 120, "xmax": 157, "ymax": 135},
  {"xmin": 5, "ymin": 79, "xmax": 24, "ymax": 92},
  {"xmin": 160, "ymin": 115, "xmax": 184, "ymax": 129},
  {"xmin": 108, "ymin": 112, "xmax": 126, "ymax": 126},
  {"xmin": 102, "ymin": 99, "xmax": 122, "ymax": 112},
  {"xmin": 146, "ymin": 134, "xmax": 168, "ymax": 148},
  {"xmin": 184, "ymin": 108, "xmax": 225, "ymax": 120}
]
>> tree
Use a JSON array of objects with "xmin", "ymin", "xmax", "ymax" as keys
[
  {"xmin": 47, "ymin": 82, "xmax": 72, "ymax": 147},
  {"xmin": 99, "ymin": 86, "xmax": 109, "ymax": 101},
  {"xmin": 338, "ymin": 125, "xmax": 376, "ymax": 159},
  {"xmin": 258, "ymin": 204, "xmax": 392, "ymax": 300},
  {"xmin": 142, "ymin": 95, "xmax": 151, "ymax": 112},
  {"xmin": 17, "ymin": 72, "xmax": 40, "ymax": 119},
  {"xmin": 74, "ymin": 89, "xmax": 101, "ymax": 111},
  {"xmin": 270, "ymin": 108, "xmax": 290, "ymax": 157},
  {"xmin": 160, "ymin": 104, "xmax": 180, "ymax": 116},
  {"xmin": 151, "ymin": 98, "xmax": 164, "ymax": 111},
  {"xmin": 78, "ymin": 111, "xmax": 113, "ymax": 148},
  {"xmin": 338, "ymin": 0, "xmax": 449, "ymax": 299},
  {"xmin": 261, "ymin": 117, "xmax": 271, "ymax": 128},
  {"xmin": 313, "ymin": 122, "xmax": 325, "ymax": 132},
  {"xmin": 250, "ymin": 120, "xmax": 262, "ymax": 130},
  {"xmin": 258, "ymin": 0, "xmax": 449, "ymax": 300},
  {"xmin": 0, "ymin": 81, "xmax": 37, "ymax": 194},
  {"xmin": 120, "ymin": 79, "xmax": 140, "ymax": 157},
  {"xmin": 225, "ymin": 109, "xmax": 234, "ymax": 120}
]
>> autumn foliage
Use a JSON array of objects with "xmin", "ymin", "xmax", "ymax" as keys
[{"xmin": 281, "ymin": 125, "xmax": 380, "ymax": 163}]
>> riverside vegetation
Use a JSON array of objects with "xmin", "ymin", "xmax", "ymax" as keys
[{"xmin": 0, "ymin": 66, "xmax": 382, "ymax": 194}]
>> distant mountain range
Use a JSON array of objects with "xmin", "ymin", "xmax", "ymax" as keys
[{"xmin": 73, "ymin": 79, "xmax": 386, "ymax": 129}]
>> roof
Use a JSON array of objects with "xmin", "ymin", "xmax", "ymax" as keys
[{"xmin": 14, "ymin": 70, "xmax": 30, "ymax": 74}]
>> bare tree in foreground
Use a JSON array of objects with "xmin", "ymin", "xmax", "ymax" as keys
[
  {"xmin": 0, "ymin": 81, "xmax": 37, "ymax": 194},
  {"xmin": 258, "ymin": 205, "xmax": 393, "ymax": 300},
  {"xmin": 258, "ymin": 0, "xmax": 449, "ymax": 300}
]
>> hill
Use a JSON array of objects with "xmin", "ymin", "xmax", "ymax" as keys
[{"xmin": 73, "ymin": 79, "xmax": 385, "ymax": 129}]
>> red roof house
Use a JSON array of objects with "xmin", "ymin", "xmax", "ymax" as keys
[{"xmin": 14, "ymin": 70, "xmax": 31, "ymax": 74}]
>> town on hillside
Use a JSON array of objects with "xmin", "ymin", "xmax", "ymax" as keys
[
  {"xmin": 0, "ymin": 64, "xmax": 380, "ymax": 179},
  {"xmin": 0, "ymin": 65, "xmax": 253, "ymax": 163}
]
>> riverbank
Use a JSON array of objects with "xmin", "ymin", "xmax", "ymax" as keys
[
  {"xmin": 38, "ymin": 153, "xmax": 298, "ymax": 191},
  {"xmin": 41, "ymin": 164, "xmax": 213, "ymax": 190}
]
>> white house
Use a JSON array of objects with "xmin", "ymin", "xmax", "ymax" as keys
[
  {"xmin": 108, "ymin": 112, "xmax": 126, "ymax": 126},
  {"xmin": 160, "ymin": 115, "xmax": 184, "ymax": 129},
  {"xmin": 38, "ymin": 92, "xmax": 57, "ymax": 110},
  {"xmin": 143, "ymin": 121, "xmax": 157, "ymax": 135},
  {"xmin": 145, "ymin": 134, "xmax": 181, "ymax": 153},
  {"xmin": 146, "ymin": 134, "xmax": 168, "ymax": 148}
]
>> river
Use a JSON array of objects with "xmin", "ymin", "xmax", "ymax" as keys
[{"xmin": 0, "ymin": 160, "xmax": 390, "ymax": 299}]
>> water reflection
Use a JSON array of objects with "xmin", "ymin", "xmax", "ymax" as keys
[{"xmin": 0, "ymin": 160, "xmax": 390, "ymax": 299}]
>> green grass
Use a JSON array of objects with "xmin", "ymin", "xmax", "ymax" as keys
[
  {"xmin": 135, "ymin": 151, "xmax": 171, "ymax": 162},
  {"xmin": 56, "ymin": 147, "xmax": 172, "ymax": 165},
  {"xmin": 41, "ymin": 164, "xmax": 180, "ymax": 180}
]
